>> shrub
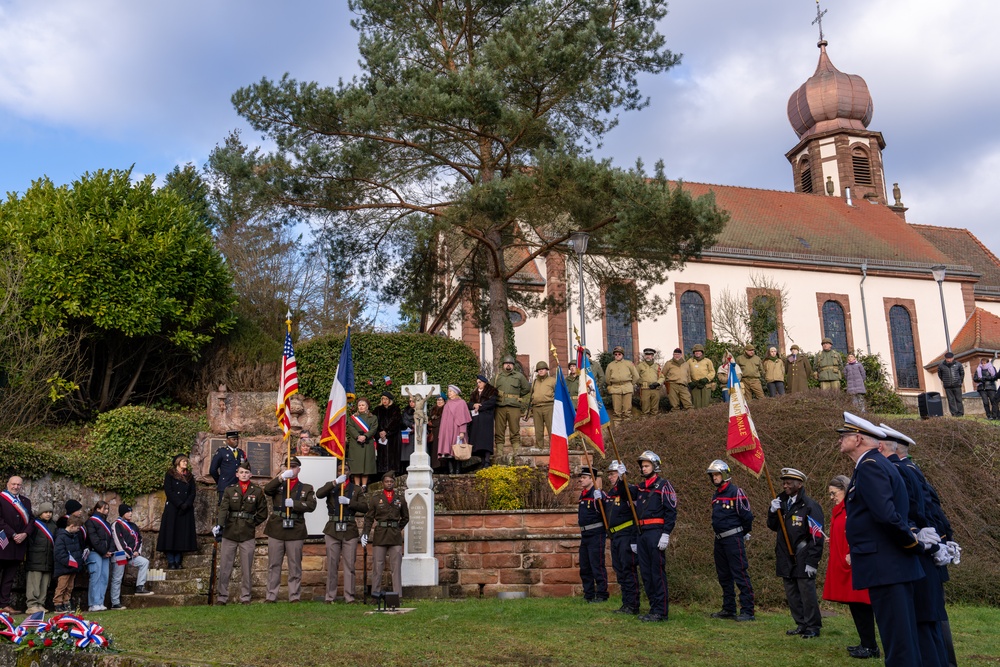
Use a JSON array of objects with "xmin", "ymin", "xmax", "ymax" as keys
[
  {"xmin": 858, "ymin": 350, "xmax": 907, "ymax": 414},
  {"xmin": 474, "ymin": 465, "xmax": 537, "ymax": 510},
  {"xmin": 296, "ymin": 332, "xmax": 480, "ymax": 403}
]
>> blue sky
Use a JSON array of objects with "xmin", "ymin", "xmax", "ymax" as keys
[{"xmin": 2, "ymin": 0, "xmax": 998, "ymax": 257}]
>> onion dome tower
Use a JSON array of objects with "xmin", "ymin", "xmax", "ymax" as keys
[{"xmin": 785, "ymin": 8, "xmax": 889, "ymax": 206}]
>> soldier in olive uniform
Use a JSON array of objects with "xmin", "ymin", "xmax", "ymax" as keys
[
  {"xmin": 317, "ymin": 463, "xmax": 368, "ymax": 603},
  {"xmin": 687, "ymin": 344, "xmax": 717, "ymax": 409},
  {"xmin": 263, "ymin": 456, "xmax": 317, "ymax": 602},
  {"xmin": 735, "ymin": 345, "xmax": 766, "ymax": 400},
  {"xmin": 636, "ymin": 348, "xmax": 662, "ymax": 415},
  {"xmin": 493, "ymin": 356, "xmax": 531, "ymax": 452},
  {"xmin": 815, "ymin": 338, "xmax": 844, "ymax": 391},
  {"xmin": 660, "ymin": 348, "xmax": 693, "ymax": 411},
  {"xmin": 210, "ymin": 430, "xmax": 249, "ymax": 501},
  {"xmin": 566, "ymin": 361, "xmax": 580, "ymax": 399},
  {"xmin": 214, "ymin": 461, "xmax": 268, "ymax": 605},
  {"xmin": 529, "ymin": 361, "xmax": 557, "ymax": 448},
  {"xmin": 785, "ymin": 344, "xmax": 812, "ymax": 393},
  {"xmin": 606, "ymin": 346, "xmax": 640, "ymax": 424},
  {"xmin": 362, "ymin": 471, "xmax": 410, "ymax": 598}
]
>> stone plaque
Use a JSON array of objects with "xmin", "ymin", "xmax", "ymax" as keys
[
  {"xmin": 407, "ymin": 494, "xmax": 427, "ymax": 556},
  {"xmin": 246, "ymin": 440, "xmax": 273, "ymax": 478}
]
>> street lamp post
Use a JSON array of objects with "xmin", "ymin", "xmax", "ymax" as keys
[
  {"xmin": 570, "ymin": 231, "xmax": 590, "ymax": 349},
  {"xmin": 931, "ymin": 265, "xmax": 951, "ymax": 354}
]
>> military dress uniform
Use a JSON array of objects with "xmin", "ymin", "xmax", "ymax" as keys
[
  {"xmin": 815, "ymin": 340, "xmax": 844, "ymax": 391},
  {"xmin": 636, "ymin": 351, "xmax": 661, "ymax": 415},
  {"xmin": 263, "ymin": 471, "xmax": 317, "ymax": 602},
  {"xmin": 606, "ymin": 347, "xmax": 640, "ymax": 424},
  {"xmin": 766, "ymin": 471, "xmax": 825, "ymax": 637},
  {"xmin": 493, "ymin": 358, "xmax": 531, "ymax": 451},
  {"xmin": 735, "ymin": 348, "xmax": 765, "ymax": 400},
  {"xmin": 660, "ymin": 355, "xmax": 693, "ymax": 411},
  {"xmin": 711, "ymin": 480, "xmax": 755, "ymax": 619},
  {"xmin": 577, "ymin": 472, "xmax": 608, "ymax": 602},
  {"xmin": 529, "ymin": 362, "xmax": 557, "ymax": 448},
  {"xmin": 686, "ymin": 345, "xmax": 716, "ymax": 409},
  {"xmin": 316, "ymin": 478, "xmax": 368, "ymax": 602},
  {"xmin": 215, "ymin": 478, "xmax": 268, "ymax": 604},
  {"xmin": 604, "ymin": 472, "xmax": 640, "ymax": 613},
  {"xmin": 839, "ymin": 414, "xmax": 925, "ymax": 667},
  {"xmin": 363, "ymin": 485, "xmax": 409, "ymax": 597},
  {"xmin": 784, "ymin": 345, "xmax": 812, "ymax": 393},
  {"xmin": 209, "ymin": 432, "xmax": 249, "ymax": 500},
  {"xmin": 634, "ymin": 460, "xmax": 677, "ymax": 621}
]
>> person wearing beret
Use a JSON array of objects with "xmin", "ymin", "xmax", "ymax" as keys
[
  {"xmin": 263, "ymin": 456, "xmax": 317, "ymax": 603},
  {"xmin": 659, "ymin": 348, "xmax": 693, "ymax": 411},
  {"xmin": 766, "ymin": 467, "xmax": 825, "ymax": 639},
  {"xmin": 210, "ymin": 431, "xmax": 249, "ymax": 502},
  {"xmin": 606, "ymin": 346, "xmax": 640, "ymax": 424},
  {"xmin": 317, "ymin": 462, "xmax": 368, "ymax": 603},
  {"xmin": 734, "ymin": 345, "xmax": 765, "ymax": 400},
  {"xmin": 815, "ymin": 338, "xmax": 844, "ymax": 391},
  {"xmin": 636, "ymin": 348, "xmax": 662, "ymax": 415},
  {"xmin": 837, "ymin": 413, "xmax": 925, "ymax": 665},
  {"xmin": 214, "ymin": 461, "xmax": 268, "ymax": 605},
  {"xmin": 24, "ymin": 501, "xmax": 55, "ymax": 614},
  {"xmin": 362, "ymin": 471, "xmax": 409, "ymax": 599},
  {"xmin": 110, "ymin": 504, "xmax": 152, "ymax": 609},
  {"xmin": 577, "ymin": 466, "xmax": 609, "ymax": 603},
  {"xmin": 374, "ymin": 391, "xmax": 404, "ymax": 476}
]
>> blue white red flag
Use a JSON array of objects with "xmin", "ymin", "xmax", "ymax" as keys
[
  {"xmin": 67, "ymin": 553, "xmax": 79, "ymax": 568},
  {"xmin": 548, "ymin": 367, "xmax": 575, "ymax": 494},
  {"xmin": 320, "ymin": 327, "xmax": 355, "ymax": 459},
  {"xmin": 808, "ymin": 516, "xmax": 827, "ymax": 543},
  {"xmin": 573, "ymin": 348, "xmax": 607, "ymax": 454},
  {"xmin": 725, "ymin": 354, "xmax": 765, "ymax": 477},
  {"xmin": 276, "ymin": 328, "xmax": 299, "ymax": 438},
  {"xmin": 0, "ymin": 530, "xmax": 7, "ymax": 550}
]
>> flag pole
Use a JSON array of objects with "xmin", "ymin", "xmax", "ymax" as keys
[
  {"xmin": 762, "ymin": 461, "xmax": 795, "ymax": 559},
  {"xmin": 340, "ymin": 318, "xmax": 351, "ymax": 523},
  {"xmin": 604, "ymin": 421, "xmax": 642, "ymax": 535},
  {"xmin": 285, "ymin": 311, "xmax": 293, "ymax": 522}
]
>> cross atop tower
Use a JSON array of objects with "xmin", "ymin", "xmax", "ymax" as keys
[{"xmin": 812, "ymin": 0, "xmax": 828, "ymax": 43}]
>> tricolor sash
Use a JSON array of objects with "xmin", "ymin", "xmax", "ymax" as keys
[
  {"xmin": 0, "ymin": 491, "xmax": 30, "ymax": 525},
  {"xmin": 34, "ymin": 521, "xmax": 54, "ymax": 545},
  {"xmin": 89, "ymin": 515, "xmax": 114, "ymax": 538},
  {"xmin": 350, "ymin": 413, "xmax": 370, "ymax": 432}
]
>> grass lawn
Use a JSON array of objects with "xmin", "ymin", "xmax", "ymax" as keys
[{"xmin": 91, "ymin": 599, "xmax": 1000, "ymax": 666}]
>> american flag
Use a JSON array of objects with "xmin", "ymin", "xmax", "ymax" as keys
[
  {"xmin": 276, "ymin": 328, "xmax": 299, "ymax": 437},
  {"xmin": 808, "ymin": 516, "xmax": 827, "ymax": 543},
  {"xmin": 0, "ymin": 530, "xmax": 7, "ymax": 549},
  {"xmin": 17, "ymin": 611, "xmax": 44, "ymax": 631}
]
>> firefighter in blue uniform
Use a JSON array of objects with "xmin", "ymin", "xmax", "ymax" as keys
[
  {"xmin": 837, "ymin": 412, "xmax": 925, "ymax": 666},
  {"xmin": 603, "ymin": 460, "xmax": 640, "ymax": 615},
  {"xmin": 210, "ymin": 431, "xmax": 249, "ymax": 501},
  {"xmin": 707, "ymin": 459, "xmax": 755, "ymax": 622},
  {"xmin": 577, "ymin": 466, "xmax": 608, "ymax": 602},
  {"xmin": 633, "ymin": 450, "xmax": 677, "ymax": 622}
]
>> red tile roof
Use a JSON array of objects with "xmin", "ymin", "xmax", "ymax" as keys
[
  {"xmin": 675, "ymin": 182, "xmax": 952, "ymax": 265},
  {"xmin": 924, "ymin": 307, "xmax": 1000, "ymax": 367},
  {"xmin": 911, "ymin": 224, "xmax": 1000, "ymax": 290}
]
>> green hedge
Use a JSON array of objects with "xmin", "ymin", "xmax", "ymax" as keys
[
  {"xmin": 296, "ymin": 332, "xmax": 480, "ymax": 403},
  {"xmin": 0, "ymin": 406, "xmax": 201, "ymax": 501}
]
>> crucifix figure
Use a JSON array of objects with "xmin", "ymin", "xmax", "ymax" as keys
[
  {"xmin": 812, "ymin": 0, "xmax": 828, "ymax": 43},
  {"xmin": 402, "ymin": 385, "xmax": 437, "ymax": 439}
]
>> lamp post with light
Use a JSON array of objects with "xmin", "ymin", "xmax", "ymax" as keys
[
  {"xmin": 931, "ymin": 265, "xmax": 951, "ymax": 354},
  {"xmin": 570, "ymin": 231, "xmax": 590, "ymax": 349}
]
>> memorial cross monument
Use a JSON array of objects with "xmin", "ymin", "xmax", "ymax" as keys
[{"xmin": 401, "ymin": 372, "xmax": 440, "ymax": 586}]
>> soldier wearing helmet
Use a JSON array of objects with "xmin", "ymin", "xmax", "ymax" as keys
[
  {"xmin": 707, "ymin": 459, "xmax": 755, "ymax": 622},
  {"xmin": 492, "ymin": 355, "xmax": 530, "ymax": 452},
  {"xmin": 606, "ymin": 346, "xmax": 640, "ymax": 425},
  {"xmin": 604, "ymin": 459, "xmax": 640, "ymax": 615},
  {"xmin": 528, "ymin": 360, "xmax": 556, "ymax": 448},
  {"xmin": 815, "ymin": 338, "xmax": 844, "ymax": 391},
  {"xmin": 633, "ymin": 450, "xmax": 677, "ymax": 622}
]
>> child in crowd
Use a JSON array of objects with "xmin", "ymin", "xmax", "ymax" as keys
[
  {"xmin": 53, "ymin": 515, "xmax": 85, "ymax": 612},
  {"xmin": 24, "ymin": 502, "xmax": 56, "ymax": 613},
  {"xmin": 110, "ymin": 504, "xmax": 153, "ymax": 609}
]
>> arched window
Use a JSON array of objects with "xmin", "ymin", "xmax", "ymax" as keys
[
  {"xmin": 799, "ymin": 158, "xmax": 813, "ymax": 193},
  {"xmin": 605, "ymin": 284, "xmax": 634, "ymax": 359},
  {"xmin": 680, "ymin": 290, "xmax": 707, "ymax": 355},
  {"xmin": 822, "ymin": 300, "xmax": 848, "ymax": 355},
  {"xmin": 751, "ymin": 295, "xmax": 779, "ymax": 349},
  {"xmin": 889, "ymin": 305, "xmax": 920, "ymax": 388},
  {"xmin": 852, "ymin": 147, "xmax": 873, "ymax": 186}
]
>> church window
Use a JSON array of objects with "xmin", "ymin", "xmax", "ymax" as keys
[
  {"xmin": 605, "ymin": 283, "xmax": 635, "ymax": 359},
  {"xmin": 799, "ymin": 159, "xmax": 813, "ymax": 193},
  {"xmin": 821, "ymin": 300, "xmax": 849, "ymax": 355},
  {"xmin": 751, "ymin": 295, "xmax": 779, "ymax": 349},
  {"xmin": 888, "ymin": 305, "xmax": 920, "ymax": 388},
  {"xmin": 679, "ymin": 291, "xmax": 707, "ymax": 355},
  {"xmin": 852, "ymin": 147, "xmax": 873, "ymax": 186}
]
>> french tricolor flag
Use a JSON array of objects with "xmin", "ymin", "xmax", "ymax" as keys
[
  {"xmin": 320, "ymin": 326, "xmax": 355, "ymax": 460},
  {"xmin": 68, "ymin": 553, "xmax": 79, "ymax": 569},
  {"xmin": 573, "ymin": 348, "xmax": 606, "ymax": 455},
  {"xmin": 547, "ymin": 367, "xmax": 575, "ymax": 494}
]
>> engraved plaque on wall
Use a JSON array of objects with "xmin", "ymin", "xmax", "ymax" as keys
[
  {"xmin": 407, "ymin": 494, "xmax": 427, "ymax": 556},
  {"xmin": 246, "ymin": 440, "xmax": 273, "ymax": 478}
]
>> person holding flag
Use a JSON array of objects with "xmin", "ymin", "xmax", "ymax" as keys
[
  {"xmin": 347, "ymin": 398, "xmax": 378, "ymax": 489},
  {"xmin": 604, "ymin": 460, "xmax": 640, "ymax": 615},
  {"xmin": 766, "ymin": 468, "xmax": 825, "ymax": 639},
  {"xmin": 263, "ymin": 456, "xmax": 317, "ymax": 603},
  {"xmin": 634, "ymin": 450, "xmax": 677, "ymax": 623},
  {"xmin": 317, "ymin": 463, "xmax": 367, "ymax": 603}
]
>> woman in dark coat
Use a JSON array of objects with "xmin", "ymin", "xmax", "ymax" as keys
[
  {"xmin": 401, "ymin": 396, "xmax": 416, "ymax": 469},
  {"xmin": 428, "ymin": 395, "xmax": 445, "ymax": 472},
  {"xmin": 156, "ymin": 454, "xmax": 198, "ymax": 569},
  {"xmin": 468, "ymin": 375, "xmax": 498, "ymax": 468},
  {"xmin": 373, "ymin": 391, "xmax": 403, "ymax": 476}
]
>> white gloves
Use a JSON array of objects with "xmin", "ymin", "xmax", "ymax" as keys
[
  {"xmin": 804, "ymin": 565, "xmax": 817, "ymax": 578},
  {"xmin": 335, "ymin": 474, "xmax": 348, "ymax": 485},
  {"xmin": 338, "ymin": 495, "xmax": 351, "ymax": 505},
  {"xmin": 933, "ymin": 547, "xmax": 952, "ymax": 567},
  {"xmin": 591, "ymin": 490, "xmax": 602, "ymax": 500},
  {"xmin": 770, "ymin": 498, "xmax": 782, "ymax": 513},
  {"xmin": 280, "ymin": 469, "xmax": 295, "ymax": 479},
  {"xmin": 743, "ymin": 533, "xmax": 751, "ymax": 543},
  {"xmin": 360, "ymin": 535, "xmax": 368, "ymax": 547},
  {"xmin": 284, "ymin": 498, "xmax": 295, "ymax": 507},
  {"xmin": 630, "ymin": 544, "xmax": 637, "ymax": 554},
  {"xmin": 212, "ymin": 525, "xmax": 221, "ymax": 538},
  {"xmin": 946, "ymin": 541, "xmax": 962, "ymax": 565},
  {"xmin": 657, "ymin": 534, "xmax": 670, "ymax": 550},
  {"xmin": 916, "ymin": 526, "xmax": 941, "ymax": 549},
  {"xmin": 617, "ymin": 464, "xmax": 627, "ymax": 476}
]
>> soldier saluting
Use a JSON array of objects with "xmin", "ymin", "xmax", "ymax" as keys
[
  {"xmin": 362, "ymin": 471, "xmax": 409, "ymax": 600},
  {"xmin": 213, "ymin": 461, "xmax": 268, "ymax": 605},
  {"xmin": 210, "ymin": 431, "xmax": 249, "ymax": 501},
  {"xmin": 263, "ymin": 456, "xmax": 317, "ymax": 603},
  {"xmin": 317, "ymin": 463, "xmax": 368, "ymax": 603}
]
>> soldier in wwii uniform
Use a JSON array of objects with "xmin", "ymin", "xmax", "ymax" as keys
[
  {"xmin": 263, "ymin": 456, "xmax": 317, "ymax": 603},
  {"xmin": 362, "ymin": 471, "xmax": 409, "ymax": 598},
  {"xmin": 606, "ymin": 346, "xmax": 640, "ymax": 424},
  {"xmin": 636, "ymin": 348, "xmax": 662, "ymax": 416},
  {"xmin": 529, "ymin": 361, "xmax": 557, "ymax": 448},
  {"xmin": 493, "ymin": 356, "xmax": 530, "ymax": 452},
  {"xmin": 815, "ymin": 338, "xmax": 844, "ymax": 391},
  {"xmin": 735, "ymin": 345, "xmax": 766, "ymax": 400},
  {"xmin": 317, "ymin": 463, "xmax": 368, "ymax": 603},
  {"xmin": 213, "ymin": 461, "xmax": 268, "ymax": 605},
  {"xmin": 687, "ymin": 344, "xmax": 717, "ymax": 409}
]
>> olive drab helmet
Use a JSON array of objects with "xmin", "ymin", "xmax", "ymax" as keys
[
  {"xmin": 706, "ymin": 459, "xmax": 731, "ymax": 485},
  {"xmin": 637, "ymin": 450, "xmax": 661, "ymax": 476}
]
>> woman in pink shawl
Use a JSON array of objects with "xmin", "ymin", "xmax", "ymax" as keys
[{"xmin": 437, "ymin": 384, "xmax": 472, "ymax": 475}]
